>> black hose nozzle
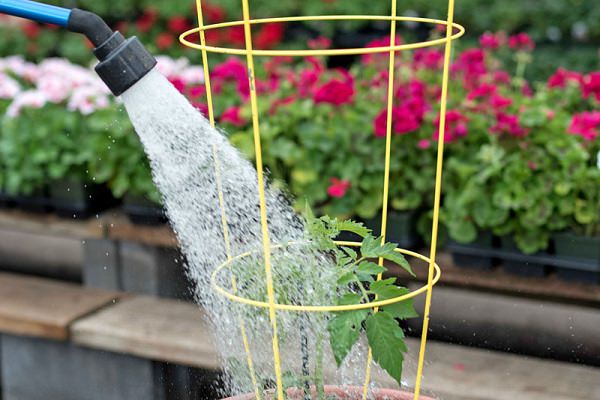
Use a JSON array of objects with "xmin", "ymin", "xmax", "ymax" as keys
[{"xmin": 67, "ymin": 9, "xmax": 157, "ymax": 96}]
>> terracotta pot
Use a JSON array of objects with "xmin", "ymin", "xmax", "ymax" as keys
[{"xmin": 221, "ymin": 385, "xmax": 435, "ymax": 399}]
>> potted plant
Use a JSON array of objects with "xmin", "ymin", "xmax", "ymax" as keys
[{"xmin": 216, "ymin": 213, "xmax": 430, "ymax": 399}]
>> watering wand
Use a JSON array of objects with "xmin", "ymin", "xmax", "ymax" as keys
[{"xmin": 0, "ymin": 0, "xmax": 156, "ymax": 95}]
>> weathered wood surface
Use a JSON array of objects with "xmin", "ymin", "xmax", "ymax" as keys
[
  {"xmin": 0, "ymin": 272, "xmax": 119, "ymax": 340},
  {"xmin": 103, "ymin": 213, "xmax": 179, "ymax": 248},
  {"xmin": 0, "ymin": 209, "xmax": 104, "ymax": 239},
  {"xmin": 71, "ymin": 296, "xmax": 218, "ymax": 369}
]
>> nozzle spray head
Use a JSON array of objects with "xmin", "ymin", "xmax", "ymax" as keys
[{"xmin": 67, "ymin": 9, "xmax": 157, "ymax": 96}]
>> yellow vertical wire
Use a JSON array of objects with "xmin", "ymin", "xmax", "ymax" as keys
[
  {"xmin": 239, "ymin": 1, "xmax": 285, "ymax": 399},
  {"xmin": 195, "ymin": 2, "xmax": 262, "ymax": 399},
  {"xmin": 362, "ymin": 1, "xmax": 398, "ymax": 398},
  {"xmin": 413, "ymin": 0, "xmax": 456, "ymax": 399}
]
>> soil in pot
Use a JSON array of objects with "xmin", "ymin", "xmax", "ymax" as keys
[
  {"xmin": 222, "ymin": 385, "xmax": 435, "ymax": 400},
  {"xmin": 49, "ymin": 180, "xmax": 118, "ymax": 218},
  {"xmin": 499, "ymin": 236, "xmax": 549, "ymax": 278},
  {"xmin": 553, "ymin": 232, "xmax": 599, "ymax": 284},
  {"xmin": 122, "ymin": 193, "xmax": 166, "ymax": 225},
  {"xmin": 447, "ymin": 231, "xmax": 496, "ymax": 270}
]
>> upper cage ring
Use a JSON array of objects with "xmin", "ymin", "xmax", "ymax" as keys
[{"xmin": 179, "ymin": 15, "xmax": 465, "ymax": 57}]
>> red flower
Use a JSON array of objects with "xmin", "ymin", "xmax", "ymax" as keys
[
  {"xmin": 202, "ymin": 2, "xmax": 226, "ymax": 23},
  {"xmin": 413, "ymin": 49, "xmax": 444, "ymax": 70},
  {"xmin": 313, "ymin": 77, "xmax": 354, "ymax": 106},
  {"xmin": 433, "ymin": 110, "xmax": 469, "ymax": 143},
  {"xmin": 136, "ymin": 9, "xmax": 158, "ymax": 33},
  {"xmin": 467, "ymin": 83, "xmax": 497, "ymax": 100},
  {"xmin": 189, "ymin": 85, "xmax": 206, "ymax": 98},
  {"xmin": 220, "ymin": 106, "xmax": 246, "ymax": 127},
  {"xmin": 227, "ymin": 26, "xmax": 246, "ymax": 45},
  {"xmin": 548, "ymin": 68, "xmax": 583, "ymax": 89},
  {"xmin": 493, "ymin": 71, "xmax": 511, "ymax": 85},
  {"xmin": 168, "ymin": 78, "xmax": 186, "ymax": 93},
  {"xmin": 568, "ymin": 111, "xmax": 600, "ymax": 141},
  {"xmin": 327, "ymin": 178, "xmax": 351, "ymax": 198},
  {"xmin": 361, "ymin": 35, "xmax": 402, "ymax": 64},
  {"xmin": 418, "ymin": 139, "xmax": 431, "ymax": 149},
  {"xmin": 508, "ymin": 33, "xmax": 535, "ymax": 51},
  {"xmin": 156, "ymin": 33, "xmax": 174, "ymax": 50},
  {"xmin": 193, "ymin": 102, "xmax": 208, "ymax": 115},
  {"xmin": 373, "ymin": 106, "xmax": 421, "ymax": 137},
  {"xmin": 490, "ymin": 94, "xmax": 513, "ymax": 109},
  {"xmin": 308, "ymin": 36, "xmax": 332, "ymax": 50},
  {"xmin": 256, "ymin": 23, "xmax": 285, "ymax": 49},
  {"xmin": 373, "ymin": 109, "xmax": 389, "ymax": 137},
  {"xmin": 491, "ymin": 112, "xmax": 528, "ymax": 137},
  {"xmin": 211, "ymin": 57, "xmax": 249, "ymax": 100},
  {"xmin": 582, "ymin": 72, "xmax": 600, "ymax": 101},
  {"xmin": 167, "ymin": 16, "xmax": 191, "ymax": 33},
  {"xmin": 479, "ymin": 32, "xmax": 502, "ymax": 50},
  {"xmin": 452, "ymin": 48, "xmax": 487, "ymax": 85},
  {"xmin": 22, "ymin": 21, "xmax": 40, "ymax": 39},
  {"xmin": 269, "ymin": 95, "xmax": 296, "ymax": 115}
]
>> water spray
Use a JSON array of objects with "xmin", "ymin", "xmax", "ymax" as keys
[{"xmin": 0, "ymin": 0, "xmax": 156, "ymax": 95}]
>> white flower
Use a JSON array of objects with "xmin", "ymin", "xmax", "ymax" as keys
[
  {"xmin": 6, "ymin": 90, "xmax": 47, "ymax": 118},
  {"xmin": 67, "ymin": 86, "xmax": 110, "ymax": 115},
  {"xmin": 0, "ymin": 72, "xmax": 21, "ymax": 99},
  {"xmin": 155, "ymin": 55, "xmax": 189, "ymax": 78},
  {"xmin": 178, "ymin": 66, "xmax": 205, "ymax": 85}
]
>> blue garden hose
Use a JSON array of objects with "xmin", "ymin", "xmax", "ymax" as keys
[
  {"xmin": 0, "ymin": 0, "xmax": 156, "ymax": 96},
  {"xmin": 0, "ymin": 0, "xmax": 71, "ymax": 27}
]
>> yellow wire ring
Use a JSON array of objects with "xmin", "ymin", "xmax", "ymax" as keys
[
  {"xmin": 179, "ymin": 15, "xmax": 465, "ymax": 56},
  {"xmin": 211, "ymin": 240, "xmax": 440, "ymax": 313}
]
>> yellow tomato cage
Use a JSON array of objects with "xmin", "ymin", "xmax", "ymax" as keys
[{"xmin": 180, "ymin": 0, "xmax": 464, "ymax": 398}]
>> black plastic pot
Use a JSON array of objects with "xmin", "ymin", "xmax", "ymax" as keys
[
  {"xmin": 499, "ymin": 236, "xmax": 549, "ymax": 277},
  {"xmin": 122, "ymin": 193, "xmax": 166, "ymax": 225},
  {"xmin": 553, "ymin": 232, "xmax": 600, "ymax": 284},
  {"xmin": 14, "ymin": 187, "xmax": 51, "ymax": 213},
  {"xmin": 446, "ymin": 231, "xmax": 496, "ymax": 270},
  {"xmin": 364, "ymin": 210, "xmax": 422, "ymax": 249},
  {"xmin": 49, "ymin": 179, "xmax": 118, "ymax": 219},
  {"xmin": 0, "ymin": 189, "xmax": 15, "ymax": 209}
]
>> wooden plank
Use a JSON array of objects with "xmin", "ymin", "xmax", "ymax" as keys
[
  {"xmin": 388, "ymin": 251, "xmax": 600, "ymax": 306},
  {"xmin": 0, "ymin": 209, "xmax": 104, "ymax": 239},
  {"xmin": 105, "ymin": 213, "xmax": 178, "ymax": 248},
  {"xmin": 71, "ymin": 296, "xmax": 218, "ymax": 369},
  {"xmin": 0, "ymin": 273, "xmax": 120, "ymax": 340}
]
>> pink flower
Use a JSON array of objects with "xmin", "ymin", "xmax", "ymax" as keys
[
  {"xmin": 211, "ymin": 57, "xmax": 249, "ymax": 100},
  {"xmin": 373, "ymin": 109, "xmax": 388, "ymax": 137},
  {"xmin": 548, "ymin": 68, "xmax": 583, "ymax": 89},
  {"xmin": 67, "ymin": 86, "xmax": 110, "ymax": 115},
  {"xmin": 220, "ymin": 106, "xmax": 246, "ymax": 126},
  {"xmin": 418, "ymin": 139, "xmax": 431, "ymax": 149},
  {"xmin": 0, "ymin": 73, "xmax": 21, "ymax": 99},
  {"xmin": 255, "ymin": 23, "xmax": 284, "ymax": 49},
  {"xmin": 452, "ymin": 49, "xmax": 487, "ymax": 85},
  {"xmin": 327, "ymin": 178, "xmax": 350, "ymax": 198},
  {"xmin": 6, "ymin": 90, "xmax": 47, "ymax": 118},
  {"xmin": 361, "ymin": 35, "xmax": 402, "ymax": 64},
  {"xmin": 413, "ymin": 49, "xmax": 444, "ymax": 70},
  {"xmin": 433, "ymin": 110, "xmax": 468, "ymax": 143},
  {"xmin": 479, "ymin": 32, "xmax": 502, "ymax": 50},
  {"xmin": 193, "ymin": 102, "xmax": 208, "ymax": 115},
  {"xmin": 467, "ymin": 83, "xmax": 497, "ymax": 100},
  {"xmin": 393, "ymin": 105, "xmax": 420, "ymax": 134},
  {"xmin": 582, "ymin": 72, "xmax": 600, "ymax": 101},
  {"xmin": 508, "ymin": 33, "xmax": 535, "ymax": 51},
  {"xmin": 269, "ymin": 95, "xmax": 296, "ymax": 115},
  {"xmin": 493, "ymin": 71, "xmax": 511, "ymax": 85},
  {"xmin": 490, "ymin": 94, "xmax": 513, "ymax": 109},
  {"xmin": 491, "ymin": 112, "xmax": 528, "ymax": 137},
  {"xmin": 289, "ymin": 57, "xmax": 324, "ymax": 97},
  {"xmin": 168, "ymin": 77, "xmax": 186, "ymax": 93},
  {"xmin": 308, "ymin": 36, "xmax": 331, "ymax": 50},
  {"xmin": 567, "ymin": 112, "xmax": 600, "ymax": 141},
  {"xmin": 313, "ymin": 77, "xmax": 354, "ymax": 106}
]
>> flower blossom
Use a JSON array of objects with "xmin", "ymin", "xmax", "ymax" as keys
[
  {"xmin": 361, "ymin": 35, "xmax": 402, "ymax": 64},
  {"xmin": 67, "ymin": 86, "xmax": 110, "ymax": 115},
  {"xmin": 211, "ymin": 57, "xmax": 250, "ymax": 99},
  {"xmin": 413, "ymin": 49, "xmax": 444, "ymax": 70},
  {"xmin": 508, "ymin": 33, "xmax": 535, "ymax": 51},
  {"xmin": 567, "ymin": 111, "xmax": 600, "ymax": 141},
  {"xmin": 479, "ymin": 32, "xmax": 503, "ymax": 50},
  {"xmin": 491, "ymin": 112, "xmax": 528, "ymax": 137},
  {"xmin": 313, "ymin": 75, "xmax": 354, "ymax": 106},
  {"xmin": 547, "ymin": 68, "xmax": 583, "ymax": 89},
  {"xmin": 220, "ymin": 106, "xmax": 246, "ymax": 126},
  {"xmin": 433, "ymin": 110, "xmax": 468, "ymax": 143},
  {"xmin": 0, "ymin": 73, "xmax": 20, "ymax": 99},
  {"xmin": 6, "ymin": 90, "xmax": 47, "ymax": 118},
  {"xmin": 582, "ymin": 71, "xmax": 600, "ymax": 101},
  {"xmin": 327, "ymin": 178, "xmax": 350, "ymax": 198}
]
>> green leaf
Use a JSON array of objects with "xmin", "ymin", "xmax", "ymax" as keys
[
  {"xmin": 357, "ymin": 261, "xmax": 386, "ymax": 276},
  {"xmin": 337, "ymin": 271, "xmax": 355, "ymax": 285},
  {"xmin": 328, "ymin": 310, "xmax": 369, "ymax": 366},
  {"xmin": 339, "ymin": 293, "xmax": 362, "ymax": 305},
  {"xmin": 336, "ymin": 220, "xmax": 370, "ymax": 238},
  {"xmin": 371, "ymin": 286, "xmax": 418, "ymax": 319},
  {"xmin": 370, "ymin": 278, "xmax": 397, "ymax": 291},
  {"xmin": 366, "ymin": 312, "xmax": 407, "ymax": 385}
]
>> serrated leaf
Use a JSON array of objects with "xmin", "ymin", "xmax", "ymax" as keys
[
  {"xmin": 337, "ymin": 271, "xmax": 355, "ymax": 285},
  {"xmin": 339, "ymin": 293, "xmax": 362, "ymax": 305},
  {"xmin": 378, "ymin": 250, "xmax": 414, "ymax": 277},
  {"xmin": 341, "ymin": 246, "xmax": 357, "ymax": 260},
  {"xmin": 360, "ymin": 234, "xmax": 380, "ymax": 258},
  {"xmin": 336, "ymin": 220, "xmax": 370, "ymax": 238},
  {"xmin": 366, "ymin": 312, "xmax": 407, "ymax": 385},
  {"xmin": 370, "ymin": 277, "xmax": 397, "ymax": 290},
  {"xmin": 357, "ymin": 261, "xmax": 386, "ymax": 276},
  {"xmin": 328, "ymin": 310, "xmax": 369, "ymax": 366},
  {"xmin": 356, "ymin": 272, "xmax": 375, "ymax": 283},
  {"xmin": 371, "ymin": 286, "xmax": 418, "ymax": 319}
]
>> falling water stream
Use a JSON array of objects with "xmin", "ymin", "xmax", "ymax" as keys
[{"xmin": 121, "ymin": 68, "xmax": 389, "ymax": 398}]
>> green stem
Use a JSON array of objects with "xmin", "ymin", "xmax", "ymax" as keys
[
  {"xmin": 354, "ymin": 277, "xmax": 370, "ymax": 303},
  {"xmin": 314, "ymin": 330, "xmax": 326, "ymax": 400}
]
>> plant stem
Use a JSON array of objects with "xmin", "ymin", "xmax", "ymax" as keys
[
  {"xmin": 314, "ymin": 330, "xmax": 326, "ymax": 400},
  {"xmin": 354, "ymin": 277, "xmax": 370, "ymax": 303}
]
